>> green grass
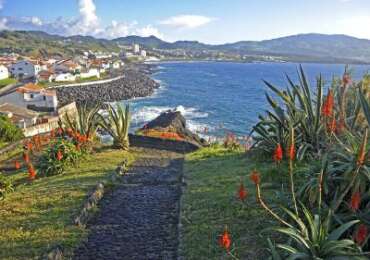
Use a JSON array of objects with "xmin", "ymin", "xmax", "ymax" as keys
[
  {"xmin": 0, "ymin": 147, "xmax": 135, "ymax": 259},
  {"xmin": 0, "ymin": 78, "xmax": 17, "ymax": 88},
  {"xmin": 180, "ymin": 145, "xmax": 289, "ymax": 259}
]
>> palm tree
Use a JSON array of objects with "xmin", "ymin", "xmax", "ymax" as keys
[{"xmin": 98, "ymin": 103, "xmax": 130, "ymax": 150}]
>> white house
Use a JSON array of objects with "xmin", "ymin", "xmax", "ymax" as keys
[
  {"xmin": 112, "ymin": 61, "xmax": 122, "ymax": 69},
  {"xmin": 0, "ymin": 65, "xmax": 9, "ymax": 80},
  {"xmin": 79, "ymin": 68, "xmax": 100, "ymax": 79},
  {"xmin": 0, "ymin": 83, "xmax": 58, "ymax": 112},
  {"xmin": 54, "ymin": 73, "xmax": 76, "ymax": 82},
  {"xmin": 140, "ymin": 50, "xmax": 147, "ymax": 57},
  {"xmin": 0, "ymin": 103, "xmax": 39, "ymax": 129},
  {"xmin": 10, "ymin": 60, "xmax": 41, "ymax": 79},
  {"xmin": 133, "ymin": 44, "xmax": 140, "ymax": 54}
]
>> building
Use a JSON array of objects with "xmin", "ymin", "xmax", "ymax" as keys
[
  {"xmin": 0, "ymin": 65, "xmax": 9, "ymax": 80},
  {"xmin": 38, "ymin": 70, "xmax": 54, "ymax": 82},
  {"xmin": 54, "ymin": 73, "xmax": 76, "ymax": 82},
  {"xmin": 79, "ymin": 68, "xmax": 100, "ymax": 79},
  {"xmin": 10, "ymin": 60, "xmax": 42, "ymax": 79},
  {"xmin": 0, "ymin": 103, "xmax": 39, "ymax": 129},
  {"xmin": 0, "ymin": 83, "xmax": 58, "ymax": 112},
  {"xmin": 140, "ymin": 50, "xmax": 147, "ymax": 57},
  {"xmin": 133, "ymin": 44, "xmax": 140, "ymax": 54},
  {"xmin": 53, "ymin": 59, "xmax": 81, "ymax": 74}
]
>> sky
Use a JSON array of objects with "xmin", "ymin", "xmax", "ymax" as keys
[{"xmin": 0, "ymin": 0, "xmax": 369, "ymax": 44}]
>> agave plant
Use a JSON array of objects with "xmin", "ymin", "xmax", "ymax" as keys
[
  {"xmin": 266, "ymin": 206, "xmax": 366, "ymax": 259},
  {"xmin": 98, "ymin": 103, "xmax": 130, "ymax": 150},
  {"xmin": 252, "ymin": 66, "xmax": 328, "ymax": 159},
  {"xmin": 62, "ymin": 103, "xmax": 101, "ymax": 140}
]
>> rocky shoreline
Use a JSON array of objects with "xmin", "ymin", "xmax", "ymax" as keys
[{"xmin": 54, "ymin": 64, "xmax": 160, "ymax": 107}]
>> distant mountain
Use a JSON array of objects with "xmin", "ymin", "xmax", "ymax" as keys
[{"xmin": 1, "ymin": 30, "xmax": 370, "ymax": 63}]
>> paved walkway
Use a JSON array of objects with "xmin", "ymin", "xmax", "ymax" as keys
[{"xmin": 73, "ymin": 146, "xmax": 184, "ymax": 260}]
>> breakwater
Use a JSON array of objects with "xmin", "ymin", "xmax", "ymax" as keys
[{"xmin": 54, "ymin": 68, "xmax": 159, "ymax": 106}]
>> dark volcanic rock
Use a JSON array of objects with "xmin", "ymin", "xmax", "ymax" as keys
[
  {"xmin": 54, "ymin": 69, "xmax": 159, "ymax": 107},
  {"xmin": 141, "ymin": 110, "xmax": 208, "ymax": 148}
]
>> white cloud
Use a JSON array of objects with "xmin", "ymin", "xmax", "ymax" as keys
[
  {"xmin": 335, "ymin": 15, "xmax": 370, "ymax": 39},
  {"xmin": 0, "ymin": 17, "xmax": 7, "ymax": 30},
  {"xmin": 160, "ymin": 15, "xmax": 214, "ymax": 29},
  {"xmin": 0, "ymin": 0, "xmax": 4, "ymax": 10},
  {"xmin": 134, "ymin": 25, "xmax": 163, "ymax": 38},
  {"xmin": 0, "ymin": 0, "xmax": 164, "ymax": 39}
]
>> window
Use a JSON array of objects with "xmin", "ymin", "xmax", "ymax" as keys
[
  {"xmin": 43, "ymin": 96, "xmax": 46, "ymax": 100},
  {"xmin": 30, "ymin": 94, "xmax": 34, "ymax": 98}
]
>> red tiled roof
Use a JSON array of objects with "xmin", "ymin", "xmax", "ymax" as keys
[{"xmin": 16, "ymin": 83, "xmax": 43, "ymax": 93}]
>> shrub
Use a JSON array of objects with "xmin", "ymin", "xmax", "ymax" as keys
[
  {"xmin": 0, "ymin": 173, "xmax": 14, "ymax": 200},
  {"xmin": 38, "ymin": 138, "xmax": 83, "ymax": 176},
  {"xmin": 0, "ymin": 115, "xmax": 24, "ymax": 142}
]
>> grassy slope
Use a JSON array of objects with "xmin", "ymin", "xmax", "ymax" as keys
[
  {"xmin": 0, "ymin": 147, "xmax": 135, "ymax": 259},
  {"xmin": 181, "ymin": 146, "xmax": 290, "ymax": 259},
  {"xmin": 0, "ymin": 78, "xmax": 17, "ymax": 88}
]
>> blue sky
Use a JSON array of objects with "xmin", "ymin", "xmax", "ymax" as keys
[{"xmin": 0, "ymin": 0, "xmax": 369, "ymax": 43}]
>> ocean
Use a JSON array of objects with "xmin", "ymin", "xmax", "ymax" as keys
[{"xmin": 127, "ymin": 62, "xmax": 370, "ymax": 139}]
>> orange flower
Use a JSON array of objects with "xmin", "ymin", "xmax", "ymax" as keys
[
  {"xmin": 14, "ymin": 160, "xmax": 21, "ymax": 170},
  {"xmin": 56, "ymin": 150, "xmax": 63, "ymax": 161},
  {"xmin": 238, "ymin": 181, "xmax": 247, "ymax": 201},
  {"xmin": 75, "ymin": 143, "xmax": 81, "ymax": 151},
  {"xmin": 354, "ymin": 224, "xmax": 368, "ymax": 245},
  {"xmin": 26, "ymin": 141, "xmax": 33, "ymax": 151},
  {"xmin": 273, "ymin": 143, "xmax": 283, "ymax": 163},
  {"xmin": 23, "ymin": 152, "xmax": 30, "ymax": 163},
  {"xmin": 218, "ymin": 228, "xmax": 231, "ymax": 251},
  {"xmin": 57, "ymin": 127, "xmax": 63, "ymax": 136},
  {"xmin": 322, "ymin": 89, "xmax": 334, "ymax": 117},
  {"xmin": 350, "ymin": 191, "xmax": 361, "ymax": 212},
  {"xmin": 250, "ymin": 170, "xmax": 260, "ymax": 185},
  {"xmin": 28, "ymin": 164, "xmax": 36, "ymax": 180},
  {"xmin": 327, "ymin": 116, "xmax": 336, "ymax": 133},
  {"xmin": 357, "ymin": 142, "xmax": 366, "ymax": 167},
  {"xmin": 288, "ymin": 144, "xmax": 295, "ymax": 161}
]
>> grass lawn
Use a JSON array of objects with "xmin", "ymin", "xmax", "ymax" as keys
[
  {"xmin": 0, "ymin": 78, "xmax": 17, "ymax": 88},
  {"xmin": 180, "ymin": 145, "xmax": 295, "ymax": 259},
  {"xmin": 0, "ymin": 147, "xmax": 135, "ymax": 259}
]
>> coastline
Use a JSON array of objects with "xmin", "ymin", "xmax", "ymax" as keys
[{"xmin": 54, "ymin": 64, "xmax": 160, "ymax": 107}]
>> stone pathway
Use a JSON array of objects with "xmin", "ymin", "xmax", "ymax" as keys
[{"xmin": 73, "ymin": 146, "xmax": 184, "ymax": 260}]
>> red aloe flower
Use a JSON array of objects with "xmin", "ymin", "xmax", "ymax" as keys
[
  {"xmin": 273, "ymin": 143, "xmax": 283, "ymax": 163},
  {"xmin": 250, "ymin": 170, "xmax": 260, "ymax": 185},
  {"xmin": 327, "ymin": 116, "xmax": 336, "ymax": 133},
  {"xmin": 14, "ymin": 160, "xmax": 21, "ymax": 170},
  {"xmin": 322, "ymin": 89, "xmax": 334, "ymax": 117},
  {"xmin": 238, "ymin": 181, "xmax": 247, "ymax": 201},
  {"xmin": 28, "ymin": 164, "xmax": 36, "ymax": 180},
  {"xmin": 23, "ymin": 152, "xmax": 30, "ymax": 163},
  {"xmin": 218, "ymin": 228, "xmax": 231, "ymax": 251},
  {"xmin": 354, "ymin": 224, "xmax": 368, "ymax": 245},
  {"xmin": 343, "ymin": 73, "xmax": 352, "ymax": 86},
  {"xmin": 350, "ymin": 191, "xmax": 361, "ymax": 212},
  {"xmin": 288, "ymin": 144, "xmax": 295, "ymax": 161},
  {"xmin": 75, "ymin": 143, "xmax": 81, "ymax": 151},
  {"xmin": 57, "ymin": 127, "xmax": 63, "ymax": 136},
  {"xmin": 26, "ymin": 141, "xmax": 33, "ymax": 151},
  {"xmin": 56, "ymin": 150, "xmax": 63, "ymax": 161}
]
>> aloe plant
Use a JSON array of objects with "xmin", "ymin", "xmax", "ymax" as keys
[
  {"xmin": 98, "ymin": 103, "xmax": 131, "ymax": 150},
  {"xmin": 267, "ymin": 206, "xmax": 366, "ymax": 259},
  {"xmin": 62, "ymin": 102, "xmax": 101, "ymax": 140},
  {"xmin": 252, "ymin": 66, "xmax": 328, "ymax": 160}
]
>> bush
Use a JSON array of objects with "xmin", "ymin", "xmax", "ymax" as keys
[
  {"xmin": 38, "ymin": 138, "xmax": 83, "ymax": 176},
  {"xmin": 0, "ymin": 173, "xmax": 14, "ymax": 200},
  {"xmin": 0, "ymin": 115, "xmax": 24, "ymax": 142}
]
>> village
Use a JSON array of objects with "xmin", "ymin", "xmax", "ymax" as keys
[{"xmin": 0, "ymin": 43, "xmax": 151, "ymax": 138}]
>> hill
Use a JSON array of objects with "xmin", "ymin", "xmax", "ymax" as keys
[{"xmin": 1, "ymin": 30, "xmax": 370, "ymax": 63}]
